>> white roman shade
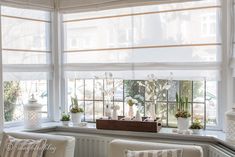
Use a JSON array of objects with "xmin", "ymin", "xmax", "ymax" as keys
[
  {"xmin": 63, "ymin": 0, "xmax": 221, "ymax": 80},
  {"xmin": 58, "ymin": 0, "xmax": 203, "ymax": 13},
  {"xmin": 0, "ymin": 0, "xmax": 54, "ymax": 10},
  {"xmin": 2, "ymin": 6, "xmax": 52, "ymax": 80}
]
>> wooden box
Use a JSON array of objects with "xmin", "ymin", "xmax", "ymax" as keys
[{"xmin": 96, "ymin": 119, "xmax": 162, "ymax": 132}]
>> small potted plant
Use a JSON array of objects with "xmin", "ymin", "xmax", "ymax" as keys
[
  {"xmin": 60, "ymin": 113, "xmax": 70, "ymax": 126},
  {"xmin": 175, "ymin": 92, "xmax": 191, "ymax": 131},
  {"xmin": 190, "ymin": 118, "xmax": 203, "ymax": 134},
  {"xmin": 125, "ymin": 97, "xmax": 138, "ymax": 118},
  {"xmin": 70, "ymin": 95, "xmax": 84, "ymax": 125}
]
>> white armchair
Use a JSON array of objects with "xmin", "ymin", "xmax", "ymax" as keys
[{"xmin": 109, "ymin": 139, "xmax": 203, "ymax": 157}]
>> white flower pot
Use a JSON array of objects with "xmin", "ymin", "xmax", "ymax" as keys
[
  {"xmin": 177, "ymin": 117, "xmax": 190, "ymax": 131},
  {"xmin": 71, "ymin": 113, "xmax": 83, "ymax": 125},
  {"xmin": 191, "ymin": 129, "xmax": 201, "ymax": 134},
  {"xmin": 61, "ymin": 121, "xmax": 69, "ymax": 126}
]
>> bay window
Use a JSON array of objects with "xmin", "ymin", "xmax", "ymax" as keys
[
  {"xmin": 63, "ymin": 0, "xmax": 221, "ymax": 128},
  {"xmin": 2, "ymin": 6, "xmax": 52, "ymax": 123}
]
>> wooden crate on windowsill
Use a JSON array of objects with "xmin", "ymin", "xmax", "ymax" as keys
[{"xmin": 96, "ymin": 119, "xmax": 162, "ymax": 133}]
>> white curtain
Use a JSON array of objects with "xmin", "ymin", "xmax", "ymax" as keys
[{"xmin": 63, "ymin": 0, "xmax": 221, "ymax": 80}]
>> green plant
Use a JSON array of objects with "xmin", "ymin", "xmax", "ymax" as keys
[
  {"xmin": 4, "ymin": 81, "xmax": 20, "ymax": 122},
  {"xmin": 70, "ymin": 95, "xmax": 84, "ymax": 113},
  {"xmin": 190, "ymin": 118, "xmax": 203, "ymax": 129},
  {"xmin": 60, "ymin": 113, "xmax": 70, "ymax": 121},
  {"xmin": 175, "ymin": 92, "xmax": 191, "ymax": 118}
]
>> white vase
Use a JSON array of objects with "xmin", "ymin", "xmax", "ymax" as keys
[
  {"xmin": 177, "ymin": 117, "xmax": 190, "ymax": 131},
  {"xmin": 128, "ymin": 105, "xmax": 134, "ymax": 118},
  {"xmin": 225, "ymin": 108, "xmax": 235, "ymax": 143},
  {"xmin": 61, "ymin": 121, "xmax": 69, "ymax": 126},
  {"xmin": 71, "ymin": 113, "xmax": 82, "ymax": 125}
]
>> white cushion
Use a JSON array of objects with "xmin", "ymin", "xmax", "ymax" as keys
[
  {"xmin": 1, "ymin": 135, "xmax": 47, "ymax": 157},
  {"xmin": 0, "ymin": 132, "xmax": 75, "ymax": 157},
  {"xmin": 109, "ymin": 139, "xmax": 203, "ymax": 157}
]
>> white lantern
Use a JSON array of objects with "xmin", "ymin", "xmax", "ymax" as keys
[
  {"xmin": 225, "ymin": 108, "xmax": 235, "ymax": 144},
  {"xmin": 24, "ymin": 94, "xmax": 43, "ymax": 129}
]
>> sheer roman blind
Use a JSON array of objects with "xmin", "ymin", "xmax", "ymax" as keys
[
  {"xmin": 63, "ymin": 0, "xmax": 221, "ymax": 80},
  {"xmin": 0, "ymin": 0, "xmax": 54, "ymax": 10},
  {"xmin": 2, "ymin": 6, "xmax": 52, "ymax": 80}
]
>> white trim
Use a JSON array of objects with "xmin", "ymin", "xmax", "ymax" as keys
[
  {"xmin": 51, "ymin": 6, "xmax": 61, "ymax": 122},
  {"xmin": 0, "ymin": 6, "xmax": 4, "ymax": 132}
]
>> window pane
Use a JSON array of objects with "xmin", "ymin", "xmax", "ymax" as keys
[
  {"xmin": 193, "ymin": 81, "xmax": 205, "ymax": 102},
  {"xmin": 206, "ymin": 81, "xmax": 218, "ymax": 126},
  {"xmin": 114, "ymin": 79, "xmax": 123, "ymax": 101},
  {"xmin": 85, "ymin": 101, "xmax": 93, "ymax": 121},
  {"xmin": 85, "ymin": 79, "xmax": 93, "ymax": 100},
  {"xmin": 168, "ymin": 81, "xmax": 179, "ymax": 101},
  {"xmin": 114, "ymin": 102, "xmax": 124, "ymax": 116},
  {"xmin": 193, "ymin": 103, "xmax": 205, "ymax": 123},
  {"xmin": 156, "ymin": 80, "xmax": 167, "ymax": 101},
  {"xmin": 4, "ymin": 80, "xmax": 48, "ymax": 122},
  {"xmin": 180, "ymin": 81, "xmax": 192, "ymax": 101},
  {"xmin": 95, "ymin": 101, "xmax": 103, "ymax": 119},
  {"xmin": 95, "ymin": 79, "xmax": 103, "ymax": 100},
  {"xmin": 67, "ymin": 79, "xmax": 84, "ymax": 100},
  {"xmin": 168, "ymin": 103, "xmax": 177, "ymax": 127},
  {"xmin": 124, "ymin": 80, "xmax": 145, "ymax": 106},
  {"xmin": 156, "ymin": 102, "xmax": 167, "ymax": 125},
  {"xmin": 104, "ymin": 79, "xmax": 114, "ymax": 101}
]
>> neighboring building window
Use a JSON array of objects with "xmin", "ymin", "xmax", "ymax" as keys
[{"xmin": 1, "ymin": 6, "xmax": 51, "ymax": 122}]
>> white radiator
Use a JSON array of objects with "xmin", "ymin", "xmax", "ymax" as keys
[
  {"xmin": 74, "ymin": 135, "xmax": 112, "ymax": 157},
  {"xmin": 208, "ymin": 145, "xmax": 234, "ymax": 157}
]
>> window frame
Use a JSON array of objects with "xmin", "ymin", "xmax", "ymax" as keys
[{"xmin": 0, "ymin": 5, "xmax": 54, "ymax": 126}]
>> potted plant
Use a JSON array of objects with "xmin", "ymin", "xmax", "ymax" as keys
[
  {"xmin": 125, "ymin": 97, "xmax": 138, "ymax": 118},
  {"xmin": 175, "ymin": 93, "xmax": 191, "ymax": 131},
  {"xmin": 60, "ymin": 112, "xmax": 70, "ymax": 126},
  {"xmin": 70, "ymin": 95, "xmax": 84, "ymax": 125},
  {"xmin": 190, "ymin": 118, "xmax": 203, "ymax": 134}
]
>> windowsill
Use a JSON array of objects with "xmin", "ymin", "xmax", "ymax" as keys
[{"xmin": 3, "ymin": 122, "xmax": 235, "ymax": 151}]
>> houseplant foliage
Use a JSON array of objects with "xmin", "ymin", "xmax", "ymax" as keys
[
  {"xmin": 70, "ymin": 95, "xmax": 84, "ymax": 125},
  {"xmin": 60, "ymin": 112, "xmax": 70, "ymax": 126},
  {"xmin": 190, "ymin": 118, "xmax": 203, "ymax": 134},
  {"xmin": 4, "ymin": 81, "xmax": 20, "ymax": 122},
  {"xmin": 175, "ymin": 92, "xmax": 191, "ymax": 130}
]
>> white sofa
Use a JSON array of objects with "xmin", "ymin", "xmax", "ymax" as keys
[
  {"xmin": 109, "ymin": 139, "xmax": 203, "ymax": 157},
  {"xmin": 0, "ymin": 132, "xmax": 75, "ymax": 157}
]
